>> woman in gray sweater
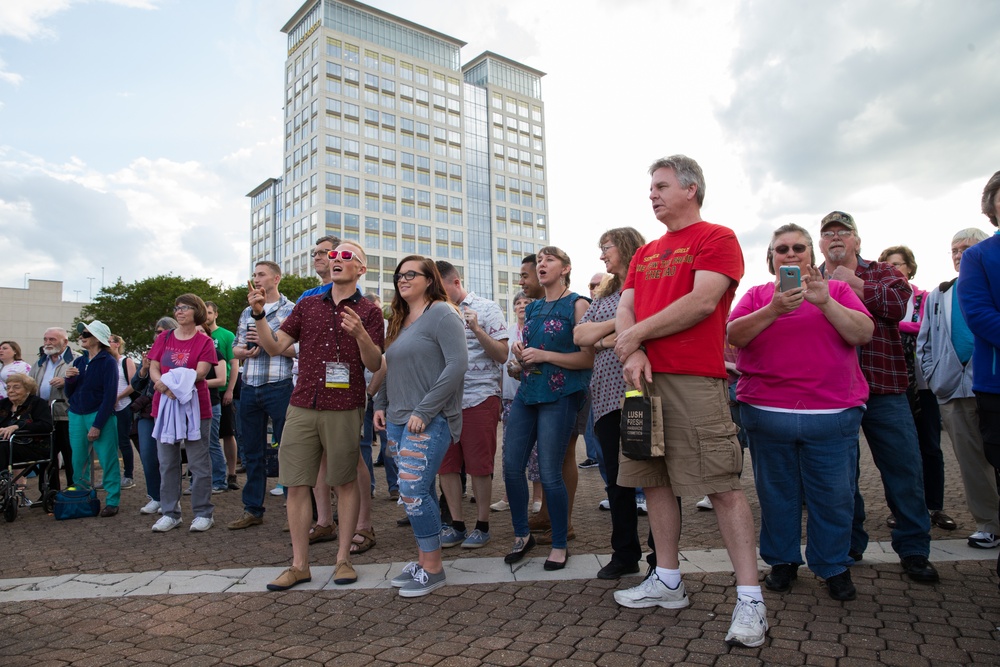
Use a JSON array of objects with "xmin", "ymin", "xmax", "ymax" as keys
[{"xmin": 374, "ymin": 255, "xmax": 467, "ymax": 597}]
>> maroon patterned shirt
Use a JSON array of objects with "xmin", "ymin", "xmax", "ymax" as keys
[
  {"xmin": 280, "ymin": 288, "xmax": 385, "ymax": 411},
  {"xmin": 821, "ymin": 256, "xmax": 911, "ymax": 395}
]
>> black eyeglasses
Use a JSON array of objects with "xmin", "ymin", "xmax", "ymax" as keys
[
  {"xmin": 393, "ymin": 270, "xmax": 427, "ymax": 283},
  {"xmin": 328, "ymin": 250, "xmax": 360, "ymax": 262},
  {"xmin": 79, "ymin": 331, "xmax": 93, "ymax": 339},
  {"xmin": 773, "ymin": 244, "xmax": 807, "ymax": 254}
]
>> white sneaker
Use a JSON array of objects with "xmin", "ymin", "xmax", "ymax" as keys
[
  {"xmin": 151, "ymin": 515, "xmax": 183, "ymax": 532},
  {"xmin": 636, "ymin": 497, "xmax": 648, "ymax": 515},
  {"xmin": 614, "ymin": 573, "xmax": 690, "ymax": 609},
  {"xmin": 490, "ymin": 499, "xmax": 510, "ymax": 512},
  {"xmin": 189, "ymin": 516, "xmax": 215, "ymax": 532},
  {"xmin": 725, "ymin": 598, "xmax": 768, "ymax": 647},
  {"xmin": 696, "ymin": 495, "xmax": 714, "ymax": 510},
  {"xmin": 269, "ymin": 486, "xmax": 284, "ymax": 496},
  {"xmin": 598, "ymin": 499, "xmax": 610, "ymax": 511},
  {"xmin": 139, "ymin": 499, "xmax": 162, "ymax": 515},
  {"xmin": 968, "ymin": 531, "xmax": 1000, "ymax": 548}
]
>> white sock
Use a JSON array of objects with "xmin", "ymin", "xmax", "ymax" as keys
[
  {"xmin": 736, "ymin": 585, "xmax": 763, "ymax": 604},
  {"xmin": 655, "ymin": 567, "xmax": 682, "ymax": 588}
]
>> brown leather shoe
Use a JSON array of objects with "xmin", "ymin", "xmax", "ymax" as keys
[
  {"xmin": 333, "ymin": 560, "xmax": 357, "ymax": 585},
  {"xmin": 528, "ymin": 515, "xmax": 551, "ymax": 532},
  {"xmin": 99, "ymin": 505, "xmax": 119, "ymax": 518},
  {"xmin": 266, "ymin": 566, "xmax": 311, "ymax": 591}
]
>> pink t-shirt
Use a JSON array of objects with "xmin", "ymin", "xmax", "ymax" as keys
[
  {"xmin": 148, "ymin": 330, "xmax": 218, "ymax": 420},
  {"xmin": 729, "ymin": 281, "xmax": 871, "ymax": 410}
]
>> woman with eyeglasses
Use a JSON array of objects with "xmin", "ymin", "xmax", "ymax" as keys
[
  {"xmin": 503, "ymin": 246, "xmax": 593, "ymax": 570},
  {"xmin": 573, "ymin": 227, "xmax": 646, "ymax": 579},
  {"xmin": 373, "ymin": 256, "xmax": 467, "ymax": 597},
  {"xmin": 147, "ymin": 295, "xmax": 219, "ymax": 533},
  {"xmin": 727, "ymin": 223, "xmax": 874, "ymax": 601},
  {"xmin": 64, "ymin": 320, "xmax": 121, "ymax": 517},
  {"xmin": 130, "ymin": 317, "xmax": 178, "ymax": 515},
  {"xmin": 877, "ymin": 245, "xmax": 955, "ymax": 532}
]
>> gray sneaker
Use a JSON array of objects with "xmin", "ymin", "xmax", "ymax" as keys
[
  {"xmin": 391, "ymin": 562, "xmax": 420, "ymax": 588},
  {"xmin": 398, "ymin": 567, "xmax": 446, "ymax": 598},
  {"xmin": 439, "ymin": 525, "xmax": 467, "ymax": 548},
  {"xmin": 614, "ymin": 573, "xmax": 690, "ymax": 609},
  {"xmin": 461, "ymin": 528, "xmax": 491, "ymax": 549},
  {"xmin": 120, "ymin": 477, "xmax": 136, "ymax": 490}
]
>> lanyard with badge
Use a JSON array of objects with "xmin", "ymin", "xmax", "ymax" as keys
[{"xmin": 325, "ymin": 298, "xmax": 350, "ymax": 389}]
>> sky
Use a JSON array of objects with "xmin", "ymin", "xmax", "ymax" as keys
[{"xmin": 1, "ymin": 0, "xmax": 998, "ymax": 305}]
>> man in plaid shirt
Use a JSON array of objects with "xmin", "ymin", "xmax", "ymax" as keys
[{"xmin": 818, "ymin": 211, "xmax": 939, "ymax": 584}]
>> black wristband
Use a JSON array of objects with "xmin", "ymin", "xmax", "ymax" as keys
[{"xmin": 251, "ymin": 310, "xmax": 266, "ymax": 320}]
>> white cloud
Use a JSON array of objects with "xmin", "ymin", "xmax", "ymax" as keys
[{"xmin": 0, "ymin": 0, "xmax": 159, "ymax": 40}]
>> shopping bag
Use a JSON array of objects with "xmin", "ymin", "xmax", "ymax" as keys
[
  {"xmin": 53, "ymin": 487, "xmax": 101, "ymax": 520},
  {"xmin": 620, "ymin": 382, "xmax": 665, "ymax": 461}
]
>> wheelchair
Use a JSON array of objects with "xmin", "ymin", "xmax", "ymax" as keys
[{"xmin": 0, "ymin": 432, "xmax": 57, "ymax": 522}]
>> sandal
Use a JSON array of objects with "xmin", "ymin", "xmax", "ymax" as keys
[
  {"xmin": 308, "ymin": 523, "xmax": 337, "ymax": 544},
  {"xmin": 350, "ymin": 528, "xmax": 376, "ymax": 554},
  {"xmin": 930, "ymin": 511, "xmax": 957, "ymax": 531}
]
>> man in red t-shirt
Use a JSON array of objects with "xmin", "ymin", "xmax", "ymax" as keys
[{"xmin": 612, "ymin": 155, "xmax": 767, "ymax": 648}]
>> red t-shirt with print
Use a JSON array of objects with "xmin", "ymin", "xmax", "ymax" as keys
[{"xmin": 623, "ymin": 221, "xmax": 744, "ymax": 379}]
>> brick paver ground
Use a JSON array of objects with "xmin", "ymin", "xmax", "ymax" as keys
[{"xmin": 3, "ymin": 430, "xmax": 998, "ymax": 665}]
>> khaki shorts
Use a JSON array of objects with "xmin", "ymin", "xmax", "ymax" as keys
[
  {"xmin": 278, "ymin": 405, "xmax": 364, "ymax": 488},
  {"xmin": 617, "ymin": 374, "xmax": 742, "ymax": 497}
]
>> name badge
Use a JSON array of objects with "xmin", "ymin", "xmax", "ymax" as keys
[{"xmin": 325, "ymin": 362, "xmax": 350, "ymax": 389}]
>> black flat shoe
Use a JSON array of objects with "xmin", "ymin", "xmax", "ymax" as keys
[
  {"xmin": 396, "ymin": 515, "xmax": 411, "ymax": 527},
  {"xmin": 597, "ymin": 560, "xmax": 640, "ymax": 580},
  {"xmin": 930, "ymin": 510, "xmax": 957, "ymax": 530},
  {"xmin": 504, "ymin": 534, "xmax": 536, "ymax": 564},
  {"xmin": 543, "ymin": 551, "xmax": 568, "ymax": 571},
  {"xmin": 825, "ymin": 570, "xmax": 857, "ymax": 601}
]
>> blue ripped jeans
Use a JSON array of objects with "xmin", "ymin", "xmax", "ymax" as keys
[{"xmin": 387, "ymin": 414, "xmax": 452, "ymax": 553}]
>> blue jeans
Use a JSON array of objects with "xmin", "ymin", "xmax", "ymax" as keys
[
  {"xmin": 208, "ymin": 402, "xmax": 227, "ymax": 489},
  {"xmin": 387, "ymin": 414, "xmax": 452, "ymax": 553},
  {"xmin": 239, "ymin": 379, "xmax": 293, "ymax": 517},
  {"xmin": 135, "ymin": 417, "xmax": 160, "ymax": 502},
  {"xmin": 359, "ymin": 401, "xmax": 375, "ymax": 495},
  {"xmin": 503, "ymin": 391, "xmax": 585, "ymax": 548},
  {"xmin": 853, "ymin": 392, "xmax": 932, "ymax": 557},
  {"xmin": 743, "ymin": 405, "xmax": 861, "ymax": 579}
]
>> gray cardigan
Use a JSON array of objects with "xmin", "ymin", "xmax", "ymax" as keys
[
  {"xmin": 917, "ymin": 279, "xmax": 975, "ymax": 402},
  {"xmin": 375, "ymin": 301, "xmax": 468, "ymax": 441}
]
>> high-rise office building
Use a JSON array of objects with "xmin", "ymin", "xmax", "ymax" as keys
[{"xmin": 249, "ymin": 0, "xmax": 548, "ymax": 316}]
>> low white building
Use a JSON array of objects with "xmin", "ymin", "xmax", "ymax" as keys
[{"xmin": 0, "ymin": 280, "xmax": 86, "ymax": 360}]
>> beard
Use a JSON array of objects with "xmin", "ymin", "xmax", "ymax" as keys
[
  {"xmin": 825, "ymin": 247, "xmax": 848, "ymax": 263},
  {"xmin": 43, "ymin": 345, "xmax": 62, "ymax": 356}
]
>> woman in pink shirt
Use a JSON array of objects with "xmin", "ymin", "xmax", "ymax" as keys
[{"xmin": 728, "ymin": 223, "xmax": 874, "ymax": 601}]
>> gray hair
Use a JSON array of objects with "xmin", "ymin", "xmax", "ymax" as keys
[
  {"xmin": 154, "ymin": 317, "xmax": 179, "ymax": 331},
  {"xmin": 952, "ymin": 227, "xmax": 990, "ymax": 245},
  {"xmin": 648, "ymin": 154, "xmax": 706, "ymax": 207}
]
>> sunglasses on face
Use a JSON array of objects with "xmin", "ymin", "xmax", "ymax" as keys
[
  {"xmin": 774, "ymin": 244, "xmax": 807, "ymax": 254},
  {"xmin": 393, "ymin": 270, "xmax": 427, "ymax": 283},
  {"xmin": 79, "ymin": 331, "xmax": 93, "ymax": 339},
  {"xmin": 328, "ymin": 250, "xmax": 360, "ymax": 262}
]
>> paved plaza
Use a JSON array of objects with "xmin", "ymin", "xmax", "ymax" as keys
[{"xmin": 3, "ymin": 433, "xmax": 999, "ymax": 666}]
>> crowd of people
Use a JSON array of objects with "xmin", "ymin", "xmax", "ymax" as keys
[{"xmin": 4, "ymin": 158, "xmax": 1000, "ymax": 650}]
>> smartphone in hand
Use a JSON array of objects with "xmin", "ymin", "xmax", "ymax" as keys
[{"xmin": 778, "ymin": 266, "xmax": 801, "ymax": 292}]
